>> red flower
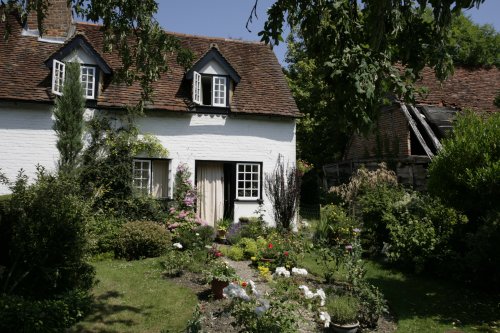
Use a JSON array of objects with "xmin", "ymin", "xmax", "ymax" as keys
[
  {"xmin": 215, "ymin": 251, "xmax": 223, "ymax": 257},
  {"xmin": 241, "ymin": 281, "xmax": 248, "ymax": 287},
  {"xmin": 284, "ymin": 251, "xmax": 289, "ymax": 256},
  {"xmin": 268, "ymin": 243, "xmax": 273, "ymax": 249}
]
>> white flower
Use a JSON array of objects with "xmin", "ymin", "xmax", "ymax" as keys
[
  {"xmin": 223, "ymin": 283, "xmax": 250, "ymax": 301},
  {"xmin": 273, "ymin": 267, "xmax": 290, "ymax": 278},
  {"xmin": 173, "ymin": 242, "xmax": 183, "ymax": 249},
  {"xmin": 195, "ymin": 233, "xmax": 200, "ymax": 236},
  {"xmin": 248, "ymin": 280, "xmax": 260, "ymax": 297},
  {"xmin": 292, "ymin": 267, "xmax": 308, "ymax": 276},
  {"xmin": 299, "ymin": 285, "xmax": 315, "ymax": 299},
  {"xmin": 315, "ymin": 288, "xmax": 326, "ymax": 306},
  {"xmin": 319, "ymin": 311, "xmax": 331, "ymax": 328}
]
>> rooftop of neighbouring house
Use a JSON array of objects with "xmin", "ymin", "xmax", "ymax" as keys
[
  {"xmin": 0, "ymin": 10, "xmax": 300, "ymax": 118},
  {"xmin": 415, "ymin": 66, "xmax": 499, "ymax": 114}
]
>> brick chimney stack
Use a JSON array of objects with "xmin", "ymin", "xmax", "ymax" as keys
[{"xmin": 26, "ymin": 0, "xmax": 73, "ymax": 39}]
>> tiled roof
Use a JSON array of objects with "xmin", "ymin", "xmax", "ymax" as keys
[
  {"xmin": 416, "ymin": 66, "xmax": 499, "ymax": 114},
  {"xmin": 0, "ymin": 15, "xmax": 299, "ymax": 117}
]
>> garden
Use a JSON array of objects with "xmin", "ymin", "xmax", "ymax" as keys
[{"xmin": 0, "ymin": 111, "xmax": 499, "ymax": 332}]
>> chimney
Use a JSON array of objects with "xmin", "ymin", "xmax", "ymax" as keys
[{"xmin": 26, "ymin": 0, "xmax": 73, "ymax": 39}]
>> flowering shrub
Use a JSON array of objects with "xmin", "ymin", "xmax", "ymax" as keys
[{"xmin": 203, "ymin": 259, "xmax": 239, "ymax": 283}]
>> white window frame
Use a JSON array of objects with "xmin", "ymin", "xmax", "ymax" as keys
[
  {"xmin": 52, "ymin": 59, "xmax": 65, "ymax": 96},
  {"xmin": 236, "ymin": 163, "xmax": 261, "ymax": 200},
  {"xmin": 212, "ymin": 76, "xmax": 226, "ymax": 107},
  {"xmin": 80, "ymin": 65, "xmax": 96, "ymax": 99},
  {"xmin": 133, "ymin": 159, "xmax": 151, "ymax": 194},
  {"xmin": 192, "ymin": 71, "xmax": 202, "ymax": 105}
]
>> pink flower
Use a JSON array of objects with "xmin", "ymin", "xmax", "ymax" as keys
[
  {"xmin": 178, "ymin": 210, "xmax": 187, "ymax": 219},
  {"xmin": 284, "ymin": 251, "xmax": 289, "ymax": 256},
  {"xmin": 345, "ymin": 245, "xmax": 353, "ymax": 251},
  {"xmin": 169, "ymin": 207, "xmax": 176, "ymax": 213}
]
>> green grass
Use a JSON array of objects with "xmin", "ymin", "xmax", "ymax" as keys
[
  {"xmin": 69, "ymin": 256, "xmax": 198, "ymax": 333},
  {"xmin": 299, "ymin": 253, "xmax": 500, "ymax": 333}
]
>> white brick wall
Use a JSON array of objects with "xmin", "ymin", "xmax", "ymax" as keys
[{"xmin": 0, "ymin": 104, "xmax": 296, "ymax": 226}]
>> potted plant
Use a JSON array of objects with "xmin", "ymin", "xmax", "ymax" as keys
[
  {"xmin": 216, "ymin": 218, "xmax": 232, "ymax": 240},
  {"xmin": 325, "ymin": 295, "xmax": 360, "ymax": 333},
  {"xmin": 204, "ymin": 259, "xmax": 238, "ymax": 299}
]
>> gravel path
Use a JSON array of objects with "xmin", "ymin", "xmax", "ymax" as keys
[{"xmin": 223, "ymin": 258, "xmax": 271, "ymax": 296}]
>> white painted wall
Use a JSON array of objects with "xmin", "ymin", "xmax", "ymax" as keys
[
  {"xmin": 0, "ymin": 103, "xmax": 296, "ymax": 226},
  {"xmin": 0, "ymin": 103, "xmax": 59, "ymax": 192}
]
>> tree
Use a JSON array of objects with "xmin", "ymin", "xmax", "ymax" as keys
[
  {"xmin": 53, "ymin": 62, "xmax": 85, "ymax": 173},
  {"xmin": 251, "ymin": 0, "xmax": 486, "ymax": 133}
]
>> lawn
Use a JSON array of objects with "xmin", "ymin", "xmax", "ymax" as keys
[
  {"xmin": 300, "ymin": 253, "xmax": 500, "ymax": 333},
  {"xmin": 69, "ymin": 256, "xmax": 198, "ymax": 333}
]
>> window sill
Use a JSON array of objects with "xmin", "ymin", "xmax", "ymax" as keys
[
  {"xmin": 192, "ymin": 105, "xmax": 230, "ymax": 114},
  {"xmin": 234, "ymin": 198, "xmax": 263, "ymax": 203}
]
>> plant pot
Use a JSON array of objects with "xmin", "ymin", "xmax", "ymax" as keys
[
  {"xmin": 329, "ymin": 321, "xmax": 359, "ymax": 333},
  {"xmin": 217, "ymin": 229, "xmax": 227, "ymax": 239},
  {"xmin": 211, "ymin": 279, "xmax": 229, "ymax": 300},
  {"xmin": 260, "ymin": 258, "xmax": 276, "ymax": 263}
]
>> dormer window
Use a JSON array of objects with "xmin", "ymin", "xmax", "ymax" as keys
[
  {"xmin": 187, "ymin": 46, "xmax": 240, "ymax": 109},
  {"xmin": 193, "ymin": 72, "xmax": 227, "ymax": 107},
  {"xmin": 46, "ymin": 35, "xmax": 112, "ymax": 100},
  {"xmin": 51, "ymin": 60, "xmax": 96, "ymax": 99}
]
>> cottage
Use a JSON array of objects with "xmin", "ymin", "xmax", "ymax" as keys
[{"xmin": 0, "ymin": 1, "xmax": 300, "ymax": 226}]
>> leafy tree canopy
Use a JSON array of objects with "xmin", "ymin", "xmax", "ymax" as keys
[{"xmin": 252, "ymin": 0, "xmax": 486, "ymax": 134}]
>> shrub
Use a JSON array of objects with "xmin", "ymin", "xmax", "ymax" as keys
[
  {"xmin": 353, "ymin": 282, "xmax": 387, "ymax": 328},
  {"xmin": 114, "ymin": 221, "xmax": 171, "ymax": 260},
  {"xmin": 0, "ymin": 290, "xmax": 92, "ymax": 333},
  {"xmin": 0, "ymin": 170, "xmax": 94, "ymax": 298},
  {"xmin": 160, "ymin": 250, "xmax": 193, "ymax": 277},
  {"xmin": 227, "ymin": 217, "xmax": 268, "ymax": 244},
  {"xmin": 238, "ymin": 237, "xmax": 259, "ymax": 258},
  {"xmin": 265, "ymin": 156, "xmax": 301, "ymax": 231},
  {"xmin": 173, "ymin": 224, "xmax": 215, "ymax": 250},
  {"xmin": 227, "ymin": 246, "xmax": 245, "ymax": 261},
  {"xmin": 428, "ymin": 110, "xmax": 500, "ymax": 219},
  {"xmin": 86, "ymin": 214, "xmax": 125, "ymax": 255},
  {"xmin": 326, "ymin": 295, "xmax": 360, "ymax": 325},
  {"xmin": 316, "ymin": 204, "xmax": 359, "ymax": 246}
]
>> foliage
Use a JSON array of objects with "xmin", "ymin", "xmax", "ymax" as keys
[
  {"xmin": 230, "ymin": 291, "xmax": 299, "ymax": 333},
  {"xmin": 79, "ymin": 115, "xmax": 167, "ymax": 221},
  {"xmin": 0, "ymin": 290, "xmax": 92, "ymax": 333},
  {"xmin": 428, "ymin": 110, "xmax": 500, "ymax": 219},
  {"xmin": 86, "ymin": 214, "xmax": 125, "ymax": 255},
  {"xmin": 160, "ymin": 250, "xmax": 193, "ymax": 277},
  {"xmin": 227, "ymin": 216, "xmax": 268, "ymax": 244},
  {"xmin": 52, "ymin": 62, "xmax": 85, "ymax": 174},
  {"xmin": 352, "ymin": 281, "xmax": 387, "ymax": 328},
  {"xmin": 172, "ymin": 224, "xmax": 215, "ymax": 251},
  {"xmin": 265, "ymin": 156, "xmax": 301, "ymax": 231},
  {"xmin": 315, "ymin": 204, "xmax": 360, "ymax": 246},
  {"xmin": 203, "ymin": 259, "xmax": 238, "ymax": 283},
  {"xmin": 256, "ymin": 0, "xmax": 486, "ymax": 134},
  {"xmin": 2, "ymin": 0, "xmax": 194, "ymax": 106},
  {"xmin": 216, "ymin": 218, "xmax": 232, "ymax": 231},
  {"xmin": 0, "ymin": 168, "xmax": 94, "ymax": 298},
  {"xmin": 237, "ymin": 237, "xmax": 259, "ymax": 259},
  {"xmin": 449, "ymin": 14, "xmax": 500, "ymax": 68},
  {"xmin": 226, "ymin": 246, "xmax": 245, "ymax": 261},
  {"xmin": 326, "ymin": 295, "xmax": 359, "ymax": 325},
  {"xmin": 114, "ymin": 220, "xmax": 171, "ymax": 260}
]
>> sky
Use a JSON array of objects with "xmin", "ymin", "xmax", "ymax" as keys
[{"xmin": 156, "ymin": 0, "xmax": 500, "ymax": 66}]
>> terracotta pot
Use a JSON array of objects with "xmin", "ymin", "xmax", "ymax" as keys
[
  {"xmin": 211, "ymin": 279, "xmax": 229, "ymax": 300},
  {"xmin": 329, "ymin": 321, "xmax": 359, "ymax": 333}
]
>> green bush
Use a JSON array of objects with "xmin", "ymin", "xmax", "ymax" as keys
[
  {"xmin": 238, "ymin": 237, "xmax": 259, "ymax": 258},
  {"xmin": 227, "ymin": 246, "xmax": 245, "ymax": 261},
  {"xmin": 86, "ymin": 214, "xmax": 125, "ymax": 255},
  {"xmin": 353, "ymin": 281, "xmax": 387, "ymax": 328},
  {"xmin": 160, "ymin": 250, "xmax": 193, "ymax": 277},
  {"xmin": 428, "ymin": 110, "xmax": 500, "ymax": 219},
  {"xmin": 0, "ymin": 290, "xmax": 92, "ymax": 333},
  {"xmin": 173, "ymin": 225, "xmax": 215, "ymax": 250},
  {"xmin": 316, "ymin": 204, "xmax": 359, "ymax": 246},
  {"xmin": 0, "ymin": 170, "xmax": 94, "ymax": 298},
  {"xmin": 114, "ymin": 221, "xmax": 171, "ymax": 260}
]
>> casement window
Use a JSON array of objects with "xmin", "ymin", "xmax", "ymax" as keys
[
  {"xmin": 133, "ymin": 159, "xmax": 170, "ymax": 198},
  {"xmin": 80, "ymin": 65, "xmax": 96, "ymax": 99},
  {"xmin": 52, "ymin": 59, "xmax": 65, "ymax": 96},
  {"xmin": 192, "ymin": 71, "xmax": 227, "ymax": 107},
  {"xmin": 236, "ymin": 163, "xmax": 261, "ymax": 200},
  {"xmin": 51, "ymin": 60, "xmax": 97, "ymax": 99}
]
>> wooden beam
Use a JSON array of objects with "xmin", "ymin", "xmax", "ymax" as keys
[
  {"xmin": 408, "ymin": 105, "xmax": 443, "ymax": 152},
  {"xmin": 400, "ymin": 104, "xmax": 434, "ymax": 159}
]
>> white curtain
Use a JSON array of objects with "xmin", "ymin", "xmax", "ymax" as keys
[{"xmin": 196, "ymin": 162, "xmax": 224, "ymax": 227}]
